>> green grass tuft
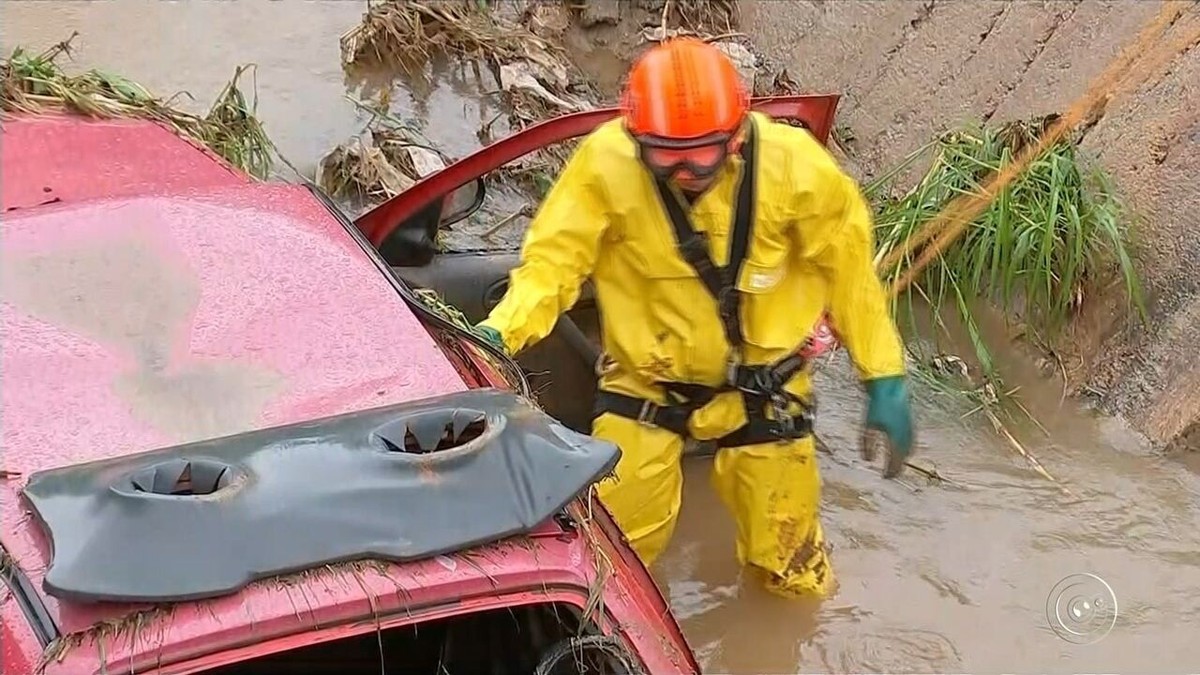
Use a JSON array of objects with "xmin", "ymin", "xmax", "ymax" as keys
[{"xmin": 867, "ymin": 116, "xmax": 1146, "ymax": 387}]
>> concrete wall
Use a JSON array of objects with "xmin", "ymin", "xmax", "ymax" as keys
[{"xmin": 744, "ymin": 0, "xmax": 1200, "ymax": 445}]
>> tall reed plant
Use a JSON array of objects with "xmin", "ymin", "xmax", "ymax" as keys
[{"xmin": 866, "ymin": 116, "xmax": 1146, "ymax": 384}]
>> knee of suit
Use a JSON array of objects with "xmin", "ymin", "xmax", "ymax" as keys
[
  {"xmin": 710, "ymin": 435, "xmax": 823, "ymax": 575},
  {"xmin": 591, "ymin": 412, "xmax": 686, "ymax": 565}
]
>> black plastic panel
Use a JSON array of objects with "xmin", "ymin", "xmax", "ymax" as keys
[
  {"xmin": 22, "ymin": 388, "xmax": 620, "ymax": 604},
  {"xmin": 0, "ymin": 548, "xmax": 58, "ymax": 646}
]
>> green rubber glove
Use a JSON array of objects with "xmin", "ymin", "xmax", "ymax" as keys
[
  {"xmin": 862, "ymin": 375, "xmax": 914, "ymax": 478},
  {"xmin": 471, "ymin": 324, "xmax": 507, "ymax": 353}
]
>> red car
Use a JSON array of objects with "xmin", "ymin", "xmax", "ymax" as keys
[{"xmin": 1, "ymin": 93, "xmax": 839, "ymax": 675}]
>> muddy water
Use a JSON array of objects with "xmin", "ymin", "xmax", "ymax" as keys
[
  {"xmin": 662, "ymin": 339, "xmax": 1200, "ymax": 672},
  {"xmin": 6, "ymin": 2, "xmax": 1200, "ymax": 672}
]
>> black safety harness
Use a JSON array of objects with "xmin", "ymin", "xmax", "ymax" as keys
[{"xmin": 594, "ymin": 119, "xmax": 817, "ymax": 447}]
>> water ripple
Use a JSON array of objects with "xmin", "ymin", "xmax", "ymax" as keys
[
  {"xmin": 666, "ymin": 579, "xmax": 736, "ymax": 621},
  {"xmin": 811, "ymin": 627, "xmax": 963, "ymax": 673}
]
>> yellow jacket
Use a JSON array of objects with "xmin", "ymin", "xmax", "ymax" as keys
[{"xmin": 481, "ymin": 112, "xmax": 905, "ymax": 437}]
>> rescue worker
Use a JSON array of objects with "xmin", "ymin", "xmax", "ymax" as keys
[{"xmin": 472, "ymin": 37, "xmax": 914, "ymax": 599}]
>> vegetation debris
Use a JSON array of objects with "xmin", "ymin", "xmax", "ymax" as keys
[
  {"xmin": 1, "ymin": 33, "xmax": 287, "ymax": 180},
  {"xmin": 337, "ymin": 0, "xmax": 594, "ymax": 197},
  {"xmin": 316, "ymin": 130, "xmax": 418, "ymax": 204},
  {"xmin": 341, "ymin": 1, "xmax": 552, "ymax": 71},
  {"xmin": 866, "ymin": 114, "xmax": 1145, "ymax": 389},
  {"xmin": 316, "ymin": 97, "xmax": 451, "ymax": 214},
  {"xmin": 640, "ymin": 0, "xmax": 739, "ymax": 34},
  {"xmin": 411, "ymin": 286, "xmax": 531, "ymax": 396}
]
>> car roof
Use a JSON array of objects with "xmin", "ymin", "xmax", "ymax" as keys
[{"xmin": 0, "ymin": 115, "xmax": 469, "ymax": 634}]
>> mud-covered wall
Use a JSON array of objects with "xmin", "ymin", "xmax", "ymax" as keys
[{"xmin": 743, "ymin": 0, "xmax": 1199, "ymax": 446}]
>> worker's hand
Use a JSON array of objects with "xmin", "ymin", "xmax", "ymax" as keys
[
  {"xmin": 471, "ymin": 324, "xmax": 507, "ymax": 354},
  {"xmin": 860, "ymin": 375, "xmax": 914, "ymax": 479}
]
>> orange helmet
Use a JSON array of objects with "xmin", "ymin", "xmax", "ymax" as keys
[{"xmin": 621, "ymin": 38, "xmax": 750, "ymax": 180}]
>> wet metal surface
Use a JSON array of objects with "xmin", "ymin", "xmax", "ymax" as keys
[
  {"xmin": 1, "ymin": 176, "xmax": 467, "ymax": 630},
  {"xmin": 1, "ymin": 116, "xmax": 246, "ymax": 211},
  {"xmin": 5, "ymin": 1, "xmax": 1200, "ymax": 671}
]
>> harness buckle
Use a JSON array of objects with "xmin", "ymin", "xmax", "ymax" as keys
[
  {"xmin": 770, "ymin": 392, "xmax": 795, "ymax": 440},
  {"xmin": 594, "ymin": 351, "xmax": 616, "ymax": 379},
  {"xmin": 755, "ymin": 367, "xmax": 783, "ymax": 394},
  {"xmin": 734, "ymin": 362, "xmax": 787, "ymax": 400},
  {"xmin": 725, "ymin": 349, "xmax": 743, "ymax": 387},
  {"xmin": 766, "ymin": 376, "xmax": 815, "ymax": 442},
  {"xmin": 717, "ymin": 286, "xmax": 738, "ymax": 319},
  {"xmin": 636, "ymin": 399, "xmax": 659, "ymax": 427}
]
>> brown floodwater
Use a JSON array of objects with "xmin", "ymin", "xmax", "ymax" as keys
[{"xmin": 5, "ymin": 1, "xmax": 1200, "ymax": 672}]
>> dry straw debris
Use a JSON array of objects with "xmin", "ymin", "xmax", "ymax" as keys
[
  {"xmin": 1, "ymin": 33, "xmax": 288, "ymax": 180},
  {"xmin": 341, "ymin": 0, "xmax": 542, "ymax": 69},
  {"xmin": 338, "ymin": 0, "xmax": 594, "ymax": 195},
  {"xmin": 316, "ymin": 97, "xmax": 453, "ymax": 213},
  {"xmin": 653, "ymin": 0, "xmax": 739, "ymax": 34},
  {"xmin": 333, "ymin": 0, "xmax": 755, "ymax": 200}
]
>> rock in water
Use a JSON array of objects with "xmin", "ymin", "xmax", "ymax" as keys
[{"xmin": 580, "ymin": 0, "xmax": 622, "ymax": 27}]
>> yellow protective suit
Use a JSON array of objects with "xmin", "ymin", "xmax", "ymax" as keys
[{"xmin": 480, "ymin": 111, "xmax": 906, "ymax": 599}]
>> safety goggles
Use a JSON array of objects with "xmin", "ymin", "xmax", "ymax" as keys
[{"xmin": 634, "ymin": 130, "xmax": 737, "ymax": 181}]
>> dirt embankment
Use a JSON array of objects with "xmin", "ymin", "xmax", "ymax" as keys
[{"xmin": 738, "ymin": 0, "xmax": 1200, "ymax": 449}]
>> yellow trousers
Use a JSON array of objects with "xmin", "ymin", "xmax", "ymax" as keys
[{"xmin": 592, "ymin": 412, "xmax": 835, "ymax": 599}]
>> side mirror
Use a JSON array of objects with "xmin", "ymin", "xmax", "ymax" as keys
[
  {"xmin": 439, "ymin": 177, "xmax": 486, "ymax": 227},
  {"xmin": 378, "ymin": 177, "xmax": 488, "ymax": 268}
]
